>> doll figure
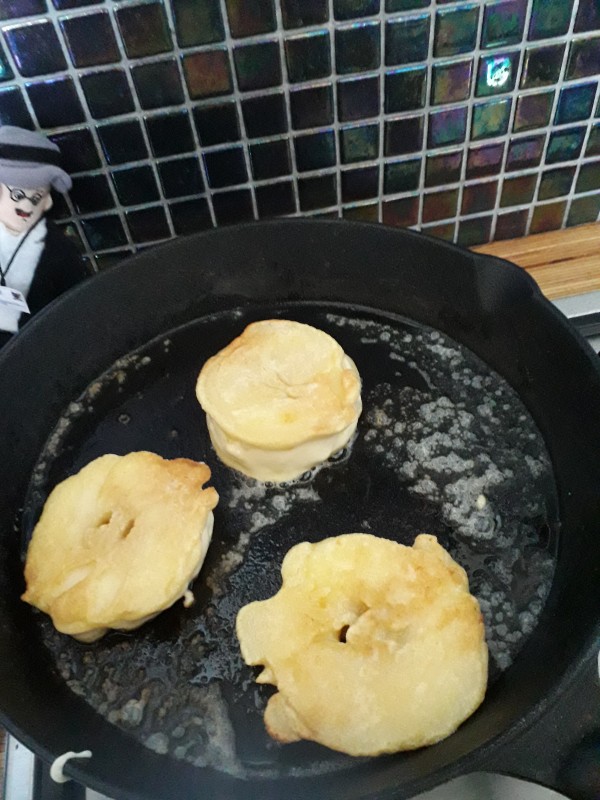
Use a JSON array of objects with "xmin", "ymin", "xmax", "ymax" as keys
[{"xmin": 0, "ymin": 125, "xmax": 88, "ymax": 345}]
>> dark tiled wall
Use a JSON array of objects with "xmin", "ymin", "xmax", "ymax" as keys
[{"xmin": 1, "ymin": 0, "xmax": 599, "ymax": 268}]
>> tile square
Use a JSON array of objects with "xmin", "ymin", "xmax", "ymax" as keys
[
  {"xmin": 52, "ymin": 0, "xmax": 104, "ymax": 8},
  {"xmin": 432, "ymin": 59, "xmax": 472, "ymax": 104},
  {"xmin": 0, "ymin": 87, "xmax": 34, "ymax": 127},
  {"xmin": 386, "ymin": 0, "xmax": 429, "ymax": 10},
  {"xmin": 242, "ymin": 93, "xmax": 287, "ymax": 137},
  {"xmin": 538, "ymin": 166, "xmax": 576, "ymax": 199},
  {"xmin": 116, "ymin": 2, "xmax": 171, "ymax": 58},
  {"xmin": 500, "ymin": 173, "xmax": 536, "ymax": 207},
  {"xmin": 555, "ymin": 82, "xmax": 596, "ymax": 125},
  {"xmin": 495, "ymin": 208, "xmax": 528, "ymax": 239},
  {"xmin": 80, "ymin": 68, "xmax": 134, "ymax": 119},
  {"xmin": 476, "ymin": 51, "xmax": 518, "ymax": 97},
  {"xmin": 341, "ymin": 165, "xmax": 379, "ymax": 201},
  {"xmin": 48, "ymin": 194, "xmax": 70, "ymax": 221},
  {"xmin": 61, "ymin": 11, "xmax": 119, "ymax": 68},
  {"xmin": 27, "ymin": 76, "xmax": 85, "ymax": 126},
  {"xmin": 576, "ymin": 160, "xmax": 600, "ymax": 193},
  {"xmin": 574, "ymin": 0, "xmax": 600, "ymax": 33},
  {"xmin": 285, "ymin": 31, "xmax": 331, "ymax": 83},
  {"xmin": 145, "ymin": 110, "xmax": 195, "ymax": 158},
  {"xmin": 127, "ymin": 206, "xmax": 170, "ymax": 243},
  {"xmin": 567, "ymin": 194, "xmax": 600, "ymax": 226},
  {"xmin": 385, "ymin": 66, "xmax": 426, "ymax": 113},
  {"xmin": 341, "ymin": 123, "xmax": 379, "ymax": 163},
  {"xmin": 204, "ymin": 147, "xmax": 248, "ymax": 188},
  {"xmin": 81, "ymin": 214, "xmax": 127, "ymax": 250},
  {"xmin": 94, "ymin": 253, "xmax": 129, "ymax": 271},
  {"xmin": 566, "ymin": 38, "xmax": 600, "ymax": 80},
  {"xmin": 335, "ymin": 22, "xmax": 380, "ymax": 75},
  {"xmin": 385, "ymin": 115, "xmax": 423, "ymax": 156},
  {"xmin": 343, "ymin": 203, "xmax": 378, "ymax": 221},
  {"xmin": 425, "ymin": 150, "xmax": 462, "ymax": 186},
  {"xmin": 422, "ymin": 221, "xmax": 455, "ymax": 241},
  {"xmin": 422, "ymin": 188, "xmax": 458, "ymax": 222},
  {"xmin": 158, "ymin": 156, "xmax": 204, "ymax": 198},
  {"xmin": 0, "ymin": 48, "xmax": 13, "ymax": 83},
  {"xmin": 71, "ymin": 174, "xmax": 114, "ymax": 214},
  {"xmin": 3, "ymin": 20, "xmax": 66, "ymax": 76},
  {"xmin": 546, "ymin": 126, "xmax": 586, "ymax": 164},
  {"xmin": 461, "ymin": 180, "xmax": 498, "ymax": 214},
  {"xmin": 338, "ymin": 75, "xmax": 379, "ymax": 122},
  {"xmin": 212, "ymin": 189, "xmax": 254, "ymax": 225},
  {"xmin": 472, "ymin": 98, "xmax": 511, "ymax": 140},
  {"xmin": 194, "ymin": 102, "xmax": 240, "ymax": 146},
  {"xmin": 234, "ymin": 40, "xmax": 282, "ymax": 91},
  {"xmin": 281, "ymin": 0, "xmax": 329, "ymax": 29},
  {"xmin": 295, "ymin": 130, "xmax": 336, "ymax": 171},
  {"xmin": 112, "ymin": 165, "xmax": 159, "ymax": 206},
  {"xmin": 434, "ymin": 5, "xmax": 479, "ymax": 58},
  {"xmin": 481, "ymin": 0, "xmax": 526, "ymax": 49},
  {"xmin": 335, "ymin": 0, "xmax": 379, "ymax": 20},
  {"xmin": 466, "ymin": 142, "xmax": 504, "ymax": 178},
  {"xmin": 49, "ymin": 128, "xmax": 100, "ymax": 173},
  {"xmin": 0, "ymin": 0, "xmax": 47, "ymax": 18},
  {"xmin": 97, "ymin": 120, "xmax": 148, "ymax": 165},
  {"xmin": 250, "ymin": 139, "xmax": 291, "ymax": 180},
  {"xmin": 513, "ymin": 90, "xmax": 553, "ymax": 131},
  {"xmin": 182, "ymin": 49, "xmax": 232, "ymax": 99},
  {"xmin": 382, "ymin": 195, "xmax": 419, "ymax": 227},
  {"xmin": 528, "ymin": 0, "xmax": 574, "ymax": 41},
  {"xmin": 521, "ymin": 44, "xmax": 566, "ymax": 88},
  {"xmin": 586, "ymin": 122, "xmax": 600, "ymax": 156},
  {"xmin": 457, "ymin": 215, "xmax": 492, "ymax": 247},
  {"xmin": 298, "ymin": 173, "xmax": 337, "ymax": 210},
  {"xmin": 224, "ymin": 0, "xmax": 276, "ymax": 38},
  {"xmin": 384, "ymin": 158, "xmax": 421, "ymax": 194},
  {"xmin": 169, "ymin": 197, "xmax": 212, "ymax": 235},
  {"xmin": 529, "ymin": 201, "xmax": 566, "ymax": 234},
  {"xmin": 132, "ymin": 59, "xmax": 184, "ymax": 109},
  {"xmin": 385, "ymin": 14, "xmax": 430, "ymax": 66},
  {"xmin": 256, "ymin": 181, "xmax": 296, "ymax": 218},
  {"xmin": 172, "ymin": 0, "xmax": 224, "ymax": 47},
  {"xmin": 428, "ymin": 106, "xmax": 467, "ymax": 148},
  {"xmin": 289, "ymin": 85, "xmax": 333, "ymax": 129},
  {"xmin": 506, "ymin": 134, "xmax": 544, "ymax": 169}
]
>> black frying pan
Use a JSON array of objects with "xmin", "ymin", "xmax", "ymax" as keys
[{"xmin": 0, "ymin": 220, "xmax": 599, "ymax": 800}]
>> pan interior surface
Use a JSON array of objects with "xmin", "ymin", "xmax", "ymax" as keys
[{"xmin": 21, "ymin": 301, "xmax": 558, "ymax": 781}]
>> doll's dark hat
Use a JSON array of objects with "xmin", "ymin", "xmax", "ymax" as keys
[{"xmin": 0, "ymin": 126, "xmax": 71, "ymax": 193}]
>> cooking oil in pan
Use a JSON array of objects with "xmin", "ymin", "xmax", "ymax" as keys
[{"xmin": 24, "ymin": 304, "xmax": 558, "ymax": 779}]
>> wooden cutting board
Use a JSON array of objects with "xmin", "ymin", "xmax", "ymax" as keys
[{"xmin": 474, "ymin": 221, "xmax": 600, "ymax": 299}]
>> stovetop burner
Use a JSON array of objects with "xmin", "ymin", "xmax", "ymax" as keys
[{"xmin": 4, "ymin": 292, "xmax": 600, "ymax": 800}]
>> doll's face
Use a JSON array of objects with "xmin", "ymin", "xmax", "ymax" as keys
[{"xmin": 0, "ymin": 183, "xmax": 52, "ymax": 235}]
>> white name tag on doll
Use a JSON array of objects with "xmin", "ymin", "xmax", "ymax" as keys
[{"xmin": 0, "ymin": 285, "xmax": 30, "ymax": 313}]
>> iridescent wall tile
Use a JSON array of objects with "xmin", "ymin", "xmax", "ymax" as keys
[
  {"xmin": 97, "ymin": 120, "xmax": 148, "ymax": 164},
  {"xmin": 338, "ymin": 75, "xmax": 379, "ymax": 121},
  {"xmin": 425, "ymin": 150, "xmax": 462, "ymax": 185},
  {"xmin": 146, "ymin": 111, "xmax": 195, "ymax": 157},
  {"xmin": 50, "ymin": 128, "xmax": 100, "ymax": 172},
  {"xmin": 250, "ymin": 140, "xmax": 291, "ymax": 179},
  {"xmin": 528, "ymin": 0, "xmax": 574, "ymax": 41},
  {"xmin": 521, "ymin": 44, "xmax": 565, "ymax": 88},
  {"xmin": 71, "ymin": 174, "xmax": 113, "ymax": 213},
  {"xmin": 257, "ymin": 182, "xmax": 295, "ymax": 218},
  {"xmin": 60, "ymin": 11, "xmax": 120, "ymax": 67},
  {"xmin": 506, "ymin": 134, "xmax": 544, "ymax": 169},
  {"xmin": 385, "ymin": 14, "xmax": 430, "ymax": 66},
  {"xmin": 538, "ymin": 166, "xmax": 576, "ymax": 200},
  {"xmin": 495, "ymin": 208, "xmax": 528, "ymax": 239},
  {"xmin": 555, "ymin": 83, "xmax": 596, "ymax": 125},
  {"xmin": 481, "ymin": 0, "xmax": 526, "ymax": 49},
  {"xmin": 566, "ymin": 37, "xmax": 600, "ymax": 80},
  {"xmin": 384, "ymin": 158, "xmax": 421, "ymax": 193},
  {"xmin": 385, "ymin": 66, "xmax": 426, "ymax": 113},
  {"xmin": 343, "ymin": 203, "xmax": 379, "ymax": 221},
  {"xmin": 382, "ymin": 195, "xmax": 419, "ymax": 227},
  {"xmin": 112, "ymin": 165, "xmax": 159, "ymax": 206},
  {"xmin": 530, "ymin": 201, "xmax": 566, "ymax": 234},
  {"xmin": 461, "ymin": 180, "xmax": 498, "ymax": 214},
  {"xmin": 500, "ymin": 173, "xmax": 536, "ymax": 207},
  {"xmin": 281, "ymin": 0, "xmax": 329, "ymax": 29},
  {"xmin": 575, "ymin": 161, "xmax": 600, "ymax": 193},
  {"xmin": 182, "ymin": 50, "xmax": 231, "ymax": 99},
  {"xmin": 466, "ymin": 142, "xmax": 504, "ymax": 178},
  {"xmin": 298, "ymin": 174, "xmax": 337, "ymax": 211},
  {"xmin": 434, "ymin": 5, "xmax": 479, "ymax": 58},
  {"xmin": 386, "ymin": 0, "xmax": 429, "ymax": 10},
  {"xmin": 204, "ymin": 147, "xmax": 247, "ymax": 188},
  {"xmin": 133, "ymin": 60, "xmax": 184, "ymax": 109},
  {"xmin": 3, "ymin": 21, "xmax": 67, "ymax": 76},
  {"xmin": 431, "ymin": 59, "xmax": 472, "ymax": 104},
  {"xmin": 472, "ymin": 98, "xmax": 511, "ymax": 140},
  {"xmin": 513, "ymin": 90, "xmax": 553, "ymax": 131},
  {"xmin": 233, "ymin": 40, "xmax": 282, "ymax": 91},
  {"xmin": 476, "ymin": 51, "xmax": 518, "ymax": 97},
  {"xmin": 81, "ymin": 215, "xmax": 127, "ymax": 251},
  {"xmin": 127, "ymin": 206, "xmax": 170, "ymax": 242},
  {"xmin": 586, "ymin": 122, "xmax": 600, "ymax": 156},
  {"xmin": 385, "ymin": 115, "xmax": 424, "ymax": 156},
  {"xmin": 224, "ymin": 0, "xmax": 276, "ymax": 38},
  {"xmin": 27, "ymin": 76, "xmax": 85, "ymax": 126},
  {"xmin": 422, "ymin": 188, "xmax": 458, "ymax": 222},
  {"xmin": 0, "ymin": 48, "xmax": 13, "ymax": 82},
  {"xmin": 341, "ymin": 165, "xmax": 379, "ymax": 202},
  {"xmin": 336, "ymin": 22, "xmax": 380, "ymax": 74},
  {"xmin": 295, "ymin": 130, "xmax": 336, "ymax": 171},
  {"xmin": 0, "ymin": 86, "xmax": 32, "ymax": 127},
  {"xmin": 115, "ymin": 3, "xmax": 172, "ymax": 58},
  {"xmin": 423, "ymin": 221, "xmax": 455, "ymax": 241},
  {"xmin": 158, "ymin": 157, "xmax": 204, "ymax": 198},
  {"xmin": 334, "ymin": 0, "xmax": 380, "ymax": 20},
  {"xmin": 340, "ymin": 123, "xmax": 379, "ymax": 163},
  {"xmin": 546, "ymin": 127, "xmax": 586, "ymax": 163},
  {"xmin": 574, "ymin": 0, "xmax": 600, "ymax": 33},
  {"xmin": 170, "ymin": 198, "xmax": 212, "ymax": 235},
  {"xmin": 285, "ymin": 31, "xmax": 331, "ymax": 82},
  {"xmin": 0, "ymin": 0, "xmax": 47, "ymax": 19},
  {"xmin": 172, "ymin": 0, "xmax": 225, "ymax": 47},
  {"xmin": 80, "ymin": 69, "xmax": 134, "ymax": 119},
  {"xmin": 457, "ymin": 215, "xmax": 492, "ymax": 247},
  {"xmin": 567, "ymin": 195, "xmax": 600, "ymax": 226},
  {"xmin": 428, "ymin": 106, "xmax": 467, "ymax": 148},
  {"xmin": 290, "ymin": 85, "xmax": 333, "ymax": 128},
  {"xmin": 242, "ymin": 93, "xmax": 287, "ymax": 137}
]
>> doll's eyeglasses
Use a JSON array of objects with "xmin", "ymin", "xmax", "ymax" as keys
[{"xmin": 7, "ymin": 187, "xmax": 45, "ymax": 206}]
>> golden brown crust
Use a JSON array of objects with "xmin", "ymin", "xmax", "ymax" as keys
[
  {"xmin": 236, "ymin": 533, "xmax": 488, "ymax": 756},
  {"xmin": 22, "ymin": 451, "xmax": 218, "ymax": 641}
]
